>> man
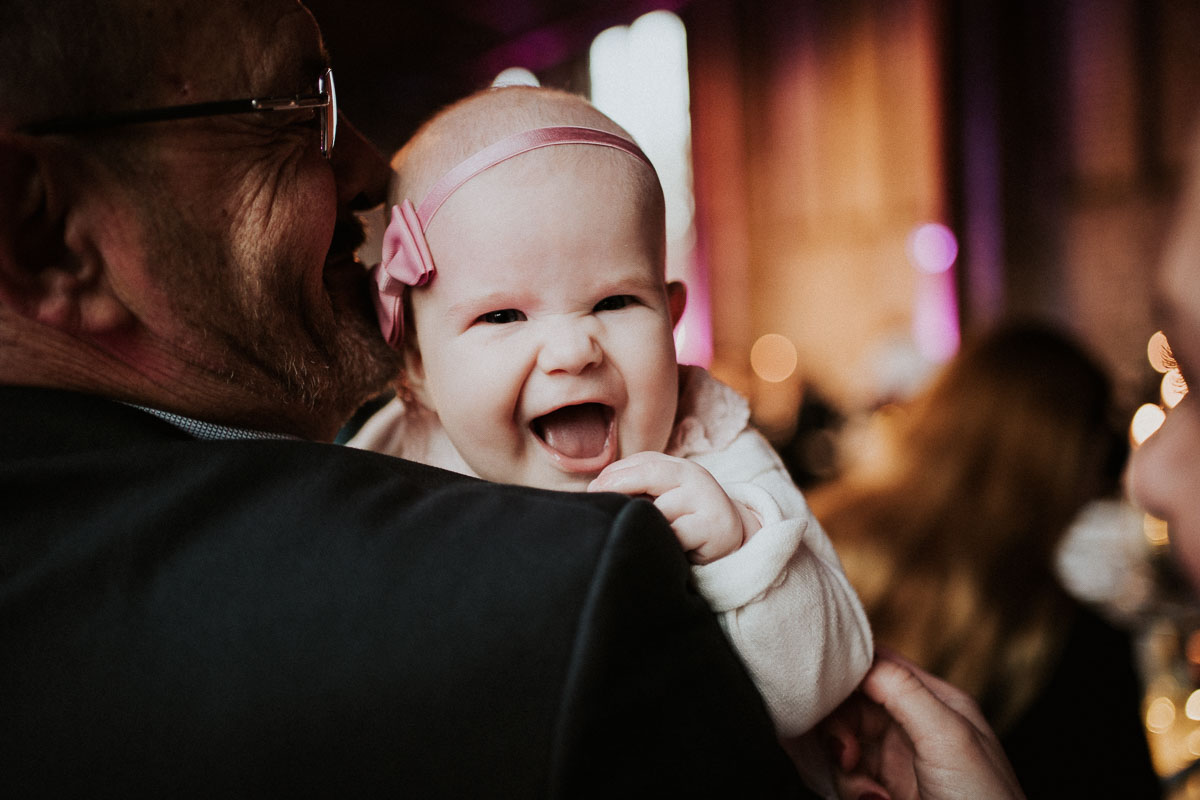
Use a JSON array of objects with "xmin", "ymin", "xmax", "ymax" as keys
[{"xmin": 0, "ymin": 0, "xmax": 809, "ymax": 795}]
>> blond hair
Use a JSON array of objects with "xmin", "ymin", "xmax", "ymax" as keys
[{"xmin": 809, "ymin": 322, "xmax": 1124, "ymax": 731}]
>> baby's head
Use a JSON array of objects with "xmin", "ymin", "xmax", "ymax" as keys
[{"xmin": 372, "ymin": 86, "xmax": 687, "ymax": 491}]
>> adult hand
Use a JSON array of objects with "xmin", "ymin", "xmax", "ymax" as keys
[
  {"xmin": 822, "ymin": 649, "xmax": 1025, "ymax": 800},
  {"xmin": 587, "ymin": 451, "xmax": 757, "ymax": 564}
]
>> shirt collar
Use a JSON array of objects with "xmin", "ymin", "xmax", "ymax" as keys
[{"xmin": 127, "ymin": 404, "xmax": 299, "ymax": 441}]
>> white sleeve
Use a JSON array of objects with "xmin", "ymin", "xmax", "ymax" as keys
[{"xmin": 688, "ymin": 428, "xmax": 874, "ymax": 736}]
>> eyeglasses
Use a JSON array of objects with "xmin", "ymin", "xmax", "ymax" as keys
[{"xmin": 19, "ymin": 68, "xmax": 338, "ymax": 159}]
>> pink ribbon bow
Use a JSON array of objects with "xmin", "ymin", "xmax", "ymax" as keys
[{"xmin": 369, "ymin": 200, "xmax": 436, "ymax": 348}]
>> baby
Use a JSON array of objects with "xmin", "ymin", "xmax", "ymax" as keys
[{"xmin": 350, "ymin": 86, "xmax": 872, "ymax": 745}]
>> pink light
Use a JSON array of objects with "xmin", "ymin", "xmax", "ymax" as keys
[
  {"xmin": 912, "ymin": 258, "xmax": 960, "ymax": 364},
  {"xmin": 907, "ymin": 222, "xmax": 959, "ymax": 274},
  {"xmin": 674, "ymin": 285, "xmax": 713, "ymax": 367}
]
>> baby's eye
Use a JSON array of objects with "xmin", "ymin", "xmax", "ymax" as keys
[
  {"xmin": 594, "ymin": 295, "xmax": 635, "ymax": 312},
  {"xmin": 477, "ymin": 309, "xmax": 526, "ymax": 324}
]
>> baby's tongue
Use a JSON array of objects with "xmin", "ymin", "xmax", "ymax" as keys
[{"xmin": 535, "ymin": 404, "xmax": 610, "ymax": 458}]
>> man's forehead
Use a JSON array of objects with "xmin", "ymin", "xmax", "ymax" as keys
[
  {"xmin": 175, "ymin": 1, "xmax": 327, "ymax": 93},
  {"xmin": 280, "ymin": 3, "xmax": 331, "ymax": 65},
  {"xmin": 253, "ymin": 4, "xmax": 330, "ymax": 86}
]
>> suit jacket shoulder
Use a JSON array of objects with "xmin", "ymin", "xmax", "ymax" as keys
[{"xmin": 0, "ymin": 387, "xmax": 806, "ymax": 796}]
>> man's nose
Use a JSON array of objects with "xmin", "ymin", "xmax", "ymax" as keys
[
  {"xmin": 536, "ymin": 317, "xmax": 603, "ymax": 375},
  {"xmin": 331, "ymin": 114, "xmax": 390, "ymax": 212}
]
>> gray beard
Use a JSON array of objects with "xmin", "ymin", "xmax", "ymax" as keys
[{"xmin": 140, "ymin": 202, "xmax": 400, "ymax": 434}]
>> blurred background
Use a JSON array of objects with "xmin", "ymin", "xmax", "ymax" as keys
[
  {"xmin": 307, "ymin": 0, "xmax": 1200, "ymax": 792},
  {"xmin": 309, "ymin": 0, "xmax": 1198, "ymax": 434}
]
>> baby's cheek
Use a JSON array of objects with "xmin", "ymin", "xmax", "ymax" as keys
[{"xmin": 642, "ymin": 393, "xmax": 679, "ymax": 455}]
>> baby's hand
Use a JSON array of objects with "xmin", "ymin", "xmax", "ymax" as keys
[{"xmin": 587, "ymin": 451, "xmax": 760, "ymax": 564}]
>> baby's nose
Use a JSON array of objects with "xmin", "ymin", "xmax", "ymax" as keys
[{"xmin": 536, "ymin": 317, "xmax": 603, "ymax": 375}]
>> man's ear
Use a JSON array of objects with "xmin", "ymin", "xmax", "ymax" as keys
[
  {"xmin": 667, "ymin": 280, "xmax": 688, "ymax": 328},
  {"xmin": 0, "ymin": 134, "xmax": 129, "ymax": 333},
  {"xmin": 0, "ymin": 135, "xmax": 64, "ymax": 311}
]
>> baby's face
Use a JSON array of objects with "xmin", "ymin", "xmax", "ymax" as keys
[{"xmin": 407, "ymin": 151, "xmax": 681, "ymax": 491}]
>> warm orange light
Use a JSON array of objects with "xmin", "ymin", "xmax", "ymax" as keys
[
  {"xmin": 1148, "ymin": 330, "xmax": 1172, "ymax": 373},
  {"xmin": 750, "ymin": 334, "xmax": 798, "ymax": 383},
  {"xmin": 1147, "ymin": 696, "xmax": 1177, "ymax": 733},
  {"xmin": 1185, "ymin": 690, "xmax": 1200, "ymax": 721},
  {"xmin": 1143, "ymin": 515, "xmax": 1169, "ymax": 547},
  {"xmin": 1162, "ymin": 369, "xmax": 1188, "ymax": 409},
  {"xmin": 1188, "ymin": 728, "xmax": 1200, "ymax": 757},
  {"xmin": 1131, "ymin": 403, "xmax": 1166, "ymax": 446}
]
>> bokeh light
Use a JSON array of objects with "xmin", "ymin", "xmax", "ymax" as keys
[
  {"xmin": 1162, "ymin": 369, "xmax": 1188, "ymax": 409},
  {"xmin": 906, "ymin": 222, "xmax": 959, "ymax": 275},
  {"xmin": 1189, "ymin": 728, "xmax": 1200, "ymax": 758},
  {"xmin": 591, "ymin": 11, "xmax": 710, "ymax": 367},
  {"xmin": 673, "ymin": 318, "xmax": 688, "ymax": 354},
  {"xmin": 1185, "ymin": 689, "xmax": 1200, "ymax": 720},
  {"xmin": 750, "ymin": 333, "xmax": 798, "ymax": 383},
  {"xmin": 1148, "ymin": 330, "xmax": 1172, "ymax": 373},
  {"xmin": 1147, "ymin": 696, "xmax": 1177, "ymax": 733},
  {"xmin": 491, "ymin": 67, "xmax": 540, "ymax": 87},
  {"xmin": 591, "ymin": 12, "xmax": 692, "ymax": 247},
  {"xmin": 1131, "ymin": 403, "xmax": 1166, "ymax": 446},
  {"xmin": 1145, "ymin": 515, "xmax": 1170, "ymax": 547}
]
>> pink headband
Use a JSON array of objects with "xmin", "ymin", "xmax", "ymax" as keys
[{"xmin": 369, "ymin": 125, "xmax": 655, "ymax": 348}]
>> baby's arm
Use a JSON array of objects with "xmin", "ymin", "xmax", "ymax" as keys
[
  {"xmin": 588, "ymin": 429, "xmax": 872, "ymax": 740},
  {"xmin": 587, "ymin": 451, "xmax": 758, "ymax": 564},
  {"xmin": 688, "ymin": 428, "xmax": 873, "ymax": 738}
]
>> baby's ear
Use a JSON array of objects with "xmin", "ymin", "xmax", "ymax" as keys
[
  {"xmin": 400, "ymin": 339, "xmax": 434, "ymax": 408},
  {"xmin": 667, "ymin": 280, "xmax": 687, "ymax": 328}
]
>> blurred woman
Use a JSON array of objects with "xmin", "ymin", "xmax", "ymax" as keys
[
  {"xmin": 821, "ymin": 118, "xmax": 1200, "ymax": 800},
  {"xmin": 809, "ymin": 322, "xmax": 1159, "ymax": 798}
]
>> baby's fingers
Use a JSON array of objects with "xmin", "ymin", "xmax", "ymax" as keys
[{"xmin": 587, "ymin": 452, "xmax": 690, "ymax": 499}]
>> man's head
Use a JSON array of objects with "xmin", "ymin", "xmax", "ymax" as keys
[{"xmin": 0, "ymin": 0, "xmax": 400, "ymax": 440}]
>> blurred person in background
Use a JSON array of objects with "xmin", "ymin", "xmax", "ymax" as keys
[{"xmin": 807, "ymin": 321, "xmax": 1160, "ymax": 799}]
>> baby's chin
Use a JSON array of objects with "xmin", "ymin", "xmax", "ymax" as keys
[
  {"xmin": 519, "ymin": 469, "xmax": 597, "ymax": 495},
  {"xmin": 543, "ymin": 472, "xmax": 599, "ymax": 494},
  {"xmin": 474, "ymin": 465, "xmax": 598, "ymax": 495}
]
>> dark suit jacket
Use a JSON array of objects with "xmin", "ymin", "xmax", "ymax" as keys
[{"xmin": 0, "ymin": 387, "xmax": 809, "ymax": 797}]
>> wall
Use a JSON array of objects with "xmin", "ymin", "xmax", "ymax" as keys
[{"xmin": 683, "ymin": 0, "xmax": 1200, "ymax": 436}]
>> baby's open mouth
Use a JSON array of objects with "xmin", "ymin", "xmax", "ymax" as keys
[{"xmin": 531, "ymin": 403, "xmax": 616, "ymax": 472}]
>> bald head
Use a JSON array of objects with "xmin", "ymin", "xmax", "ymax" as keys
[
  {"xmin": 1, "ymin": 0, "xmax": 318, "ymax": 133},
  {"xmin": 0, "ymin": 0, "xmax": 399, "ymax": 440},
  {"xmin": 390, "ymin": 86, "xmax": 651, "ymax": 210}
]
